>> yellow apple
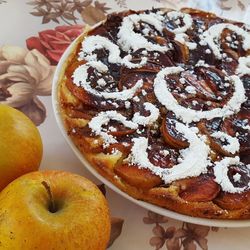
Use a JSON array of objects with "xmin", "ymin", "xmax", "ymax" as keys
[
  {"xmin": 0, "ymin": 170, "xmax": 111, "ymax": 250},
  {"xmin": 0, "ymin": 104, "xmax": 43, "ymax": 190}
]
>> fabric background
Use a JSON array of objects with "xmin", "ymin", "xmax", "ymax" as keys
[{"xmin": 0, "ymin": 1, "xmax": 250, "ymax": 249}]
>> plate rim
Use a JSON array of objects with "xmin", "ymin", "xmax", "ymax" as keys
[{"xmin": 52, "ymin": 24, "xmax": 250, "ymax": 229}]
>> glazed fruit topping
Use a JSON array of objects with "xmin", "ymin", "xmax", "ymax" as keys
[{"xmin": 65, "ymin": 8, "xmax": 250, "ymax": 201}]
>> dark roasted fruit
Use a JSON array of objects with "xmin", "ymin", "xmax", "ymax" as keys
[
  {"xmin": 214, "ymin": 191, "xmax": 250, "ymax": 210},
  {"xmin": 114, "ymin": 164, "xmax": 163, "ymax": 189},
  {"xmin": 175, "ymin": 175, "xmax": 220, "ymax": 202},
  {"xmin": 161, "ymin": 114, "xmax": 189, "ymax": 149}
]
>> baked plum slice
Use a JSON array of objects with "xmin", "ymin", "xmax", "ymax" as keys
[
  {"xmin": 174, "ymin": 175, "xmax": 220, "ymax": 202},
  {"xmin": 214, "ymin": 163, "xmax": 250, "ymax": 210},
  {"xmin": 161, "ymin": 113, "xmax": 189, "ymax": 149},
  {"xmin": 214, "ymin": 191, "xmax": 250, "ymax": 210},
  {"xmin": 114, "ymin": 164, "xmax": 163, "ymax": 189},
  {"xmin": 115, "ymin": 142, "xmax": 179, "ymax": 189}
]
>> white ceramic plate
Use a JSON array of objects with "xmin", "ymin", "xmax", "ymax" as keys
[{"xmin": 52, "ymin": 28, "xmax": 250, "ymax": 229}]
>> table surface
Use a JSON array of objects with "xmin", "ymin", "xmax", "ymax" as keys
[{"xmin": 1, "ymin": 0, "xmax": 250, "ymax": 249}]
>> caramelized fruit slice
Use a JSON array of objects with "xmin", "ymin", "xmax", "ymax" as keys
[
  {"xmin": 199, "ymin": 116, "xmax": 250, "ymax": 157},
  {"xmin": 231, "ymin": 111, "xmax": 250, "ymax": 155},
  {"xmin": 161, "ymin": 114, "xmax": 189, "ymax": 149},
  {"xmin": 214, "ymin": 191, "xmax": 250, "ymax": 210},
  {"xmin": 126, "ymin": 49, "xmax": 175, "ymax": 71},
  {"xmin": 63, "ymin": 104, "xmax": 100, "ymax": 120},
  {"xmin": 198, "ymin": 119, "xmax": 236, "ymax": 157},
  {"xmin": 114, "ymin": 164, "xmax": 162, "ymax": 189},
  {"xmin": 214, "ymin": 162, "xmax": 250, "ymax": 209},
  {"xmin": 195, "ymin": 66, "xmax": 231, "ymax": 97},
  {"xmin": 65, "ymin": 78, "xmax": 124, "ymax": 109},
  {"xmin": 220, "ymin": 28, "xmax": 247, "ymax": 58},
  {"xmin": 105, "ymin": 142, "xmax": 132, "ymax": 155},
  {"xmin": 65, "ymin": 59, "xmax": 86, "ymax": 79},
  {"xmin": 147, "ymin": 142, "xmax": 179, "ymax": 168},
  {"xmin": 171, "ymin": 40, "xmax": 189, "ymax": 63},
  {"xmin": 175, "ymin": 175, "xmax": 220, "ymax": 202},
  {"xmin": 194, "ymin": 66, "xmax": 234, "ymax": 106},
  {"xmin": 69, "ymin": 126, "xmax": 103, "ymax": 153},
  {"xmin": 180, "ymin": 70, "xmax": 217, "ymax": 101}
]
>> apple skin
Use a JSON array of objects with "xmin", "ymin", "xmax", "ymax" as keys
[
  {"xmin": 0, "ymin": 170, "xmax": 111, "ymax": 250},
  {"xmin": 0, "ymin": 104, "xmax": 43, "ymax": 191}
]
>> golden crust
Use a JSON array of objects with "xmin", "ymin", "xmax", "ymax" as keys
[{"xmin": 57, "ymin": 8, "xmax": 250, "ymax": 220}]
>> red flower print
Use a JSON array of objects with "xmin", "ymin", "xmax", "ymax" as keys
[{"xmin": 26, "ymin": 24, "xmax": 84, "ymax": 65}]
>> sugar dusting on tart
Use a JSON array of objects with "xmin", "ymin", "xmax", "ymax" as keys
[{"xmin": 59, "ymin": 8, "xmax": 250, "ymax": 219}]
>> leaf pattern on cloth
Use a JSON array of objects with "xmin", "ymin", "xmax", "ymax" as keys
[
  {"xmin": 152, "ymin": 0, "xmax": 190, "ymax": 9},
  {"xmin": 144, "ymin": 211, "xmax": 211, "ymax": 250},
  {"xmin": 177, "ymin": 223, "xmax": 210, "ymax": 250},
  {"xmin": 217, "ymin": 0, "xmax": 232, "ymax": 10},
  {"xmin": 108, "ymin": 217, "xmax": 124, "ymax": 248},
  {"xmin": 143, "ymin": 210, "xmax": 169, "ymax": 224},
  {"xmin": 28, "ymin": 0, "xmax": 110, "ymax": 25},
  {"xmin": 114, "ymin": 0, "xmax": 127, "ymax": 8},
  {"xmin": 97, "ymin": 184, "xmax": 124, "ymax": 248},
  {"xmin": 211, "ymin": 227, "xmax": 219, "ymax": 232},
  {"xmin": 150, "ymin": 224, "xmax": 180, "ymax": 250},
  {"xmin": 28, "ymin": 0, "xmax": 78, "ymax": 25},
  {"xmin": 237, "ymin": 0, "xmax": 246, "ymax": 10},
  {"xmin": 81, "ymin": 2, "xmax": 106, "ymax": 25},
  {"xmin": 0, "ymin": 45, "xmax": 55, "ymax": 126}
]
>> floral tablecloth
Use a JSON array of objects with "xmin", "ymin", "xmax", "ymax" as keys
[{"xmin": 1, "ymin": 0, "xmax": 250, "ymax": 249}]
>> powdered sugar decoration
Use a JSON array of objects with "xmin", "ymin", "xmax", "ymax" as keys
[
  {"xmin": 233, "ymin": 173, "xmax": 241, "ymax": 182},
  {"xmin": 203, "ymin": 23, "xmax": 250, "ymax": 59},
  {"xmin": 214, "ymin": 157, "xmax": 247, "ymax": 193},
  {"xmin": 88, "ymin": 103, "xmax": 160, "ymax": 148},
  {"xmin": 130, "ymin": 137, "xmax": 168, "ymax": 177},
  {"xmin": 132, "ymin": 102, "xmax": 159, "ymax": 125},
  {"xmin": 79, "ymin": 35, "xmax": 148, "ymax": 69},
  {"xmin": 236, "ymin": 56, "xmax": 250, "ymax": 76},
  {"xmin": 154, "ymin": 66, "xmax": 246, "ymax": 123},
  {"xmin": 72, "ymin": 10, "xmax": 249, "ymax": 193},
  {"xmin": 79, "ymin": 35, "xmax": 121, "ymax": 63},
  {"xmin": 118, "ymin": 12, "xmax": 169, "ymax": 52},
  {"xmin": 130, "ymin": 122, "xmax": 210, "ymax": 184},
  {"xmin": 211, "ymin": 131, "xmax": 240, "ymax": 154},
  {"xmin": 166, "ymin": 12, "xmax": 196, "ymax": 50},
  {"xmin": 89, "ymin": 111, "xmax": 138, "ymax": 146},
  {"xmin": 73, "ymin": 62, "xmax": 143, "ymax": 100},
  {"xmin": 166, "ymin": 11, "xmax": 193, "ymax": 34}
]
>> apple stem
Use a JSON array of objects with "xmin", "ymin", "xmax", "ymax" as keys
[{"xmin": 41, "ymin": 181, "xmax": 57, "ymax": 213}]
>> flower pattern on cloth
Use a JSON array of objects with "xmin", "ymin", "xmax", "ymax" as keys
[
  {"xmin": 1, "ymin": 1, "xmax": 250, "ymax": 249},
  {"xmin": 144, "ymin": 211, "xmax": 211, "ymax": 250},
  {"xmin": 26, "ymin": 25, "xmax": 84, "ymax": 65},
  {"xmin": 0, "ymin": 45, "xmax": 55, "ymax": 125},
  {"xmin": 27, "ymin": 0, "xmax": 110, "ymax": 25}
]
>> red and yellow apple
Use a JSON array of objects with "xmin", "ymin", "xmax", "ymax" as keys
[
  {"xmin": 0, "ymin": 170, "xmax": 111, "ymax": 250},
  {"xmin": 0, "ymin": 104, "xmax": 43, "ymax": 190}
]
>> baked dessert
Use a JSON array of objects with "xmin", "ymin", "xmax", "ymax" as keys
[{"xmin": 56, "ymin": 8, "xmax": 250, "ymax": 219}]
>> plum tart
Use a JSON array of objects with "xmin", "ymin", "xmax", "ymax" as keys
[{"xmin": 57, "ymin": 8, "xmax": 250, "ymax": 219}]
